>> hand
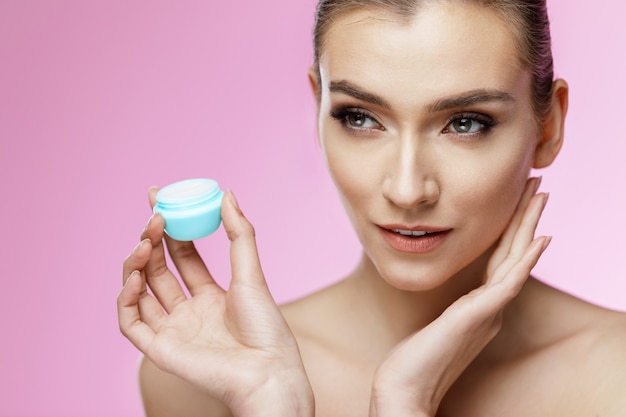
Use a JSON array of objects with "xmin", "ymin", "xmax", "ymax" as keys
[
  {"xmin": 369, "ymin": 177, "xmax": 550, "ymax": 417},
  {"xmin": 118, "ymin": 189, "xmax": 314, "ymax": 417}
]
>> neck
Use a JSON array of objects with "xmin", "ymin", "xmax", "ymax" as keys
[{"xmin": 344, "ymin": 248, "xmax": 493, "ymax": 348}]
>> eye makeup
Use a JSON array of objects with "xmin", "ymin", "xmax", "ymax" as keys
[{"xmin": 330, "ymin": 106, "xmax": 385, "ymax": 134}]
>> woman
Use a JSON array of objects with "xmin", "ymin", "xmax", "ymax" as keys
[{"xmin": 118, "ymin": 0, "xmax": 626, "ymax": 416}]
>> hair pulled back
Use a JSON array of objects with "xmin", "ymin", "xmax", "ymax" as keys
[{"xmin": 313, "ymin": 0, "xmax": 554, "ymax": 122}]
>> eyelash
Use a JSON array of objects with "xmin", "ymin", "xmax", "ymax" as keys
[
  {"xmin": 442, "ymin": 112, "xmax": 497, "ymax": 138},
  {"xmin": 329, "ymin": 107, "xmax": 384, "ymax": 134},
  {"xmin": 330, "ymin": 107, "xmax": 498, "ymax": 138}
]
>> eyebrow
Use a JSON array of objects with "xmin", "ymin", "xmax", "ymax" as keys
[
  {"xmin": 329, "ymin": 80, "xmax": 391, "ymax": 109},
  {"xmin": 329, "ymin": 80, "xmax": 515, "ymax": 112},
  {"xmin": 427, "ymin": 89, "xmax": 515, "ymax": 112}
]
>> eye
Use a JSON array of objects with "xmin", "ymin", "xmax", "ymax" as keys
[
  {"xmin": 346, "ymin": 112, "xmax": 377, "ymax": 129},
  {"xmin": 330, "ymin": 107, "xmax": 384, "ymax": 131},
  {"xmin": 450, "ymin": 118, "xmax": 482, "ymax": 133},
  {"xmin": 443, "ymin": 113, "xmax": 496, "ymax": 137}
]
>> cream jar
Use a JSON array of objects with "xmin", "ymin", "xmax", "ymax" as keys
[{"xmin": 153, "ymin": 178, "xmax": 224, "ymax": 241}]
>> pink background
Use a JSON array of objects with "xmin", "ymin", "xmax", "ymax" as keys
[{"xmin": 0, "ymin": 1, "xmax": 624, "ymax": 415}]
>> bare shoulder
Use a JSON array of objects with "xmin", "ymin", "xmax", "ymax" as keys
[
  {"xmin": 527, "ymin": 280, "xmax": 626, "ymax": 415},
  {"xmin": 575, "ymin": 303, "xmax": 626, "ymax": 416},
  {"xmin": 139, "ymin": 356, "xmax": 232, "ymax": 417}
]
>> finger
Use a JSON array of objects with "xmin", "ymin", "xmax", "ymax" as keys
[
  {"xmin": 123, "ymin": 269, "xmax": 168, "ymax": 331},
  {"xmin": 222, "ymin": 190, "xmax": 294, "ymax": 345},
  {"xmin": 147, "ymin": 185, "xmax": 159, "ymax": 210},
  {"xmin": 499, "ymin": 177, "xmax": 542, "ymax": 248},
  {"xmin": 455, "ymin": 236, "xmax": 550, "ymax": 331},
  {"xmin": 122, "ymin": 238, "xmax": 151, "ymax": 285},
  {"xmin": 141, "ymin": 213, "xmax": 189, "ymax": 313},
  {"xmin": 482, "ymin": 235, "xmax": 551, "ymax": 308},
  {"xmin": 118, "ymin": 271, "xmax": 158, "ymax": 353},
  {"xmin": 222, "ymin": 189, "xmax": 271, "ymax": 296},
  {"xmin": 147, "ymin": 187, "xmax": 221, "ymax": 296},
  {"xmin": 484, "ymin": 192, "xmax": 547, "ymax": 287},
  {"xmin": 137, "ymin": 283, "xmax": 169, "ymax": 331},
  {"xmin": 487, "ymin": 177, "xmax": 541, "ymax": 272},
  {"xmin": 167, "ymin": 239, "xmax": 222, "ymax": 294},
  {"xmin": 506, "ymin": 192, "xmax": 549, "ymax": 262}
]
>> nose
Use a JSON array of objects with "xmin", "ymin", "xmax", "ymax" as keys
[{"xmin": 382, "ymin": 137, "xmax": 440, "ymax": 209}]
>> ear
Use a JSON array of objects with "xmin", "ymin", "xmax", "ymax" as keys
[
  {"xmin": 308, "ymin": 66, "xmax": 323, "ymax": 126},
  {"xmin": 533, "ymin": 79, "xmax": 569, "ymax": 168},
  {"xmin": 308, "ymin": 66, "xmax": 321, "ymax": 105},
  {"xmin": 308, "ymin": 66, "xmax": 323, "ymax": 145}
]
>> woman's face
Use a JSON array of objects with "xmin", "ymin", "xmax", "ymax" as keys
[{"xmin": 314, "ymin": 3, "xmax": 547, "ymax": 290}]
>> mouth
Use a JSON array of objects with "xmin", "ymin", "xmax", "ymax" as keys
[
  {"xmin": 389, "ymin": 228, "xmax": 435, "ymax": 237},
  {"xmin": 379, "ymin": 225, "xmax": 451, "ymax": 253},
  {"xmin": 385, "ymin": 225, "xmax": 450, "ymax": 237}
]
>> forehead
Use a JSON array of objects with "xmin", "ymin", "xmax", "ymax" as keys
[{"xmin": 318, "ymin": 3, "xmax": 529, "ymax": 106}]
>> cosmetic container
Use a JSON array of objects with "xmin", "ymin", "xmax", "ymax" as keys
[{"xmin": 153, "ymin": 178, "xmax": 224, "ymax": 241}]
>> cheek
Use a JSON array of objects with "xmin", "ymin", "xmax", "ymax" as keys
[
  {"xmin": 452, "ymin": 141, "xmax": 535, "ymax": 234},
  {"xmin": 320, "ymin": 122, "xmax": 386, "ymax": 228},
  {"xmin": 323, "ymin": 138, "xmax": 374, "ymax": 212}
]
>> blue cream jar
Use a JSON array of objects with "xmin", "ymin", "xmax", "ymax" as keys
[{"xmin": 153, "ymin": 178, "xmax": 224, "ymax": 241}]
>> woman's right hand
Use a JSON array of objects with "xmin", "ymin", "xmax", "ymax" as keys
[
  {"xmin": 369, "ymin": 177, "xmax": 550, "ymax": 417},
  {"xmin": 117, "ymin": 189, "xmax": 314, "ymax": 417}
]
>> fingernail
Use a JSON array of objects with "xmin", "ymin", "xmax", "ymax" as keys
[
  {"xmin": 131, "ymin": 238, "xmax": 149, "ymax": 254},
  {"xmin": 142, "ymin": 214, "xmax": 154, "ymax": 234},
  {"xmin": 146, "ymin": 213, "xmax": 154, "ymax": 226},
  {"xmin": 148, "ymin": 186, "xmax": 159, "ymax": 207},
  {"xmin": 228, "ymin": 189, "xmax": 243, "ymax": 215},
  {"xmin": 542, "ymin": 192, "xmax": 550, "ymax": 209},
  {"xmin": 130, "ymin": 241, "xmax": 142, "ymax": 255},
  {"xmin": 228, "ymin": 189, "xmax": 239, "ymax": 208},
  {"xmin": 534, "ymin": 176, "xmax": 543, "ymax": 193},
  {"xmin": 124, "ymin": 270, "xmax": 140, "ymax": 287},
  {"xmin": 542, "ymin": 236, "xmax": 552, "ymax": 251}
]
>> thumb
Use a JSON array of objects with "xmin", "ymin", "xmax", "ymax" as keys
[{"xmin": 221, "ymin": 189, "xmax": 270, "ymax": 294}]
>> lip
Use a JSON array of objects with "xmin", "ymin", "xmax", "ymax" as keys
[{"xmin": 378, "ymin": 224, "xmax": 452, "ymax": 254}]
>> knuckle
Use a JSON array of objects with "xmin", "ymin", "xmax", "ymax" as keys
[
  {"xmin": 171, "ymin": 293, "xmax": 187, "ymax": 306},
  {"xmin": 119, "ymin": 324, "xmax": 133, "ymax": 340},
  {"xmin": 146, "ymin": 263, "xmax": 169, "ymax": 281},
  {"xmin": 168, "ymin": 242, "xmax": 197, "ymax": 260},
  {"xmin": 118, "ymin": 321, "xmax": 128, "ymax": 336},
  {"xmin": 245, "ymin": 221, "xmax": 256, "ymax": 238},
  {"xmin": 226, "ymin": 219, "xmax": 256, "ymax": 242},
  {"xmin": 225, "ymin": 228, "xmax": 238, "ymax": 242}
]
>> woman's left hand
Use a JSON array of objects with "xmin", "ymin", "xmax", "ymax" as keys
[{"xmin": 369, "ymin": 177, "xmax": 550, "ymax": 417}]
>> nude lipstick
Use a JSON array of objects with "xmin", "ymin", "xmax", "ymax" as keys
[{"xmin": 379, "ymin": 225, "xmax": 451, "ymax": 254}]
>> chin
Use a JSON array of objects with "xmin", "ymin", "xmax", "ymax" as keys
[
  {"xmin": 371, "ymin": 257, "xmax": 459, "ymax": 292},
  {"xmin": 366, "ymin": 244, "xmax": 494, "ymax": 294}
]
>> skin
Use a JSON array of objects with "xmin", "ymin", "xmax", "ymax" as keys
[{"xmin": 118, "ymin": 2, "xmax": 626, "ymax": 416}]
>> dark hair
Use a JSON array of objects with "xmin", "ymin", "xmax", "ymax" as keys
[{"xmin": 313, "ymin": 0, "xmax": 554, "ymax": 122}]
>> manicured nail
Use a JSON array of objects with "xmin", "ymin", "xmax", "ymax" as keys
[
  {"xmin": 228, "ymin": 189, "xmax": 243, "ymax": 215},
  {"xmin": 542, "ymin": 236, "xmax": 552, "ymax": 251},
  {"xmin": 148, "ymin": 186, "xmax": 159, "ymax": 207},
  {"xmin": 124, "ymin": 270, "xmax": 140, "ymax": 287},
  {"xmin": 542, "ymin": 192, "xmax": 550, "ymax": 209},
  {"xmin": 142, "ymin": 214, "xmax": 154, "ymax": 234},
  {"xmin": 131, "ymin": 238, "xmax": 149, "ymax": 254},
  {"xmin": 534, "ymin": 176, "xmax": 543, "ymax": 193}
]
